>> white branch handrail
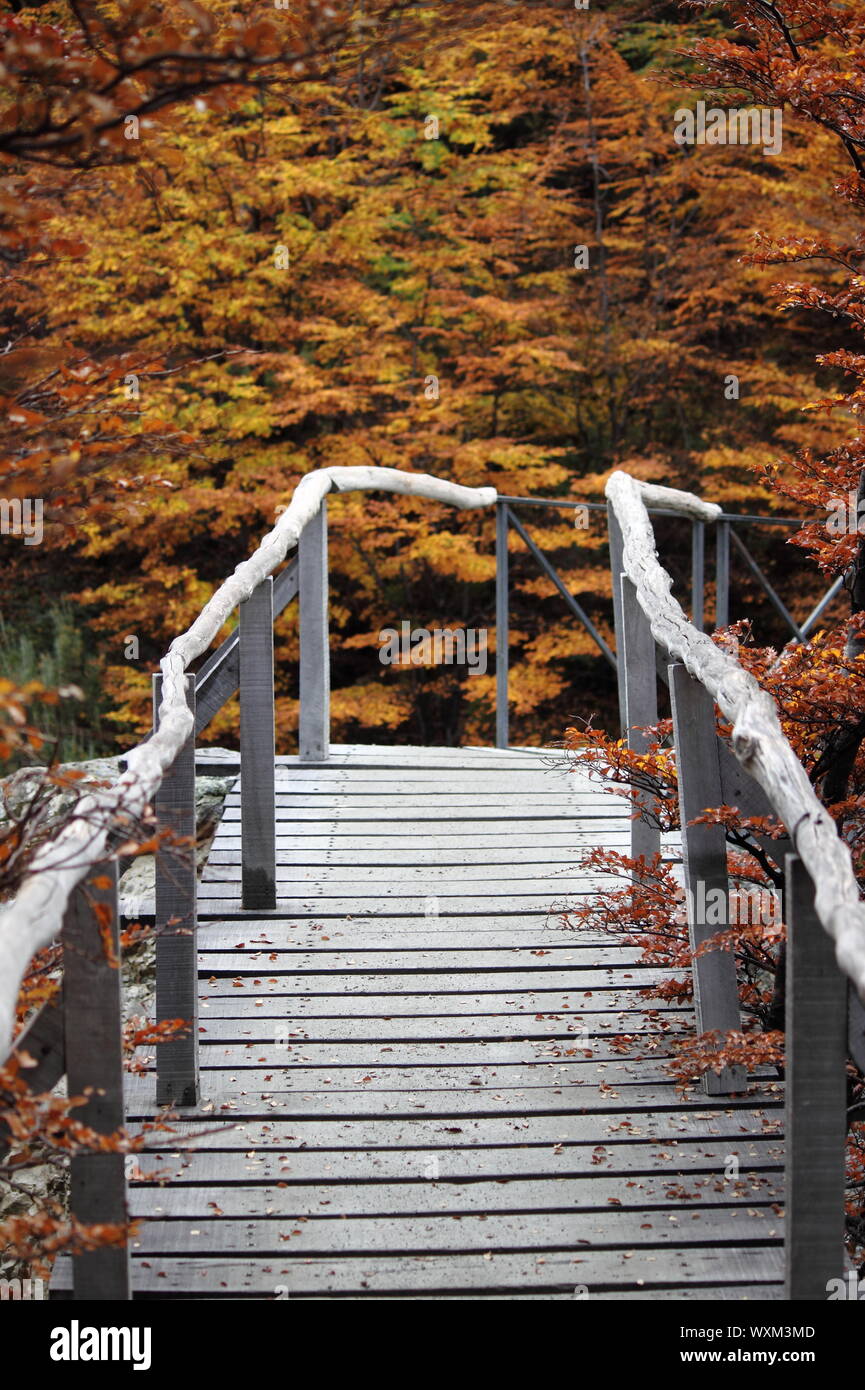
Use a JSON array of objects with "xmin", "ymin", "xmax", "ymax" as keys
[
  {"xmin": 606, "ymin": 468, "xmax": 865, "ymax": 999},
  {"xmin": 0, "ymin": 467, "xmax": 497, "ymax": 1052}
]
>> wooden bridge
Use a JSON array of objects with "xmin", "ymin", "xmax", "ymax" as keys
[{"xmin": 3, "ymin": 467, "xmax": 862, "ymax": 1302}]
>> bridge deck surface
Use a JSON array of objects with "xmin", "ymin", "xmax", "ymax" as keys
[{"xmin": 61, "ymin": 744, "xmax": 784, "ymax": 1299}]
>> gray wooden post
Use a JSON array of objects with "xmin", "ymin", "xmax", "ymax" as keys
[
  {"xmin": 241, "ymin": 576, "xmax": 276, "ymax": 910},
  {"xmin": 153, "ymin": 672, "xmax": 198, "ymax": 1106},
  {"xmin": 850, "ymin": 985, "xmax": 865, "ymax": 1073},
  {"xmin": 62, "ymin": 861, "xmax": 131, "ymax": 1300},
  {"xmin": 607, "ymin": 503, "xmax": 627, "ymax": 735},
  {"xmin": 495, "ymin": 502, "xmax": 509, "ymax": 749},
  {"xmin": 299, "ymin": 500, "xmax": 330, "ymax": 762},
  {"xmin": 715, "ymin": 520, "xmax": 730, "ymax": 629},
  {"xmin": 669, "ymin": 662, "xmax": 746, "ymax": 1094},
  {"xmin": 620, "ymin": 575, "xmax": 659, "ymax": 866},
  {"xmin": 784, "ymin": 855, "xmax": 848, "ymax": 1300},
  {"xmin": 691, "ymin": 518, "xmax": 705, "ymax": 632}
]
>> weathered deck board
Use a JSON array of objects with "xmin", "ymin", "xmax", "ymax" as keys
[
  {"xmin": 129, "ymin": 1137, "xmax": 784, "ymax": 1183},
  {"xmin": 57, "ymin": 743, "xmax": 784, "ymax": 1300},
  {"xmin": 53, "ymin": 1248, "xmax": 784, "ymax": 1298}
]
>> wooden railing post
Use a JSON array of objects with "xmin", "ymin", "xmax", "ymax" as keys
[
  {"xmin": 784, "ymin": 854, "xmax": 848, "ymax": 1300},
  {"xmin": 715, "ymin": 520, "xmax": 730, "ymax": 629},
  {"xmin": 62, "ymin": 861, "xmax": 131, "ymax": 1300},
  {"xmin": 153, "ymin": 672, "xmax": 199, "ymax": 1106},
  {"xmin": 691, "ymin": 518, "xmax": 705, "ymax": 632},
  {"xmin": 240, "ymin": 576, "xmax": 276, "ymax": 909},
  {"xmin": 619, "ymin": 575, "xmax": 660, "ymax": 866},
  {"xmin": 669, "ymin": 661, "xmax": 746, "ymax": 1094},
  {"xmin": 607, "ymin": 503, "xmax": 627, "ymax": 735},
  {"xmin": 299, "ymin": 499, "xmax": 330, "ymax": 762},
  {"xmin": 495, "ymin": 501, "xmax": 509, "ymax": 749}
]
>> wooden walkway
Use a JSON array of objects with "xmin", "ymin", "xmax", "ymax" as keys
[{"xmin": 72, "ymin": 744, "xmax": 785, "ymax": 1298}]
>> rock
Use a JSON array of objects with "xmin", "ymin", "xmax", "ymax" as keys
[
  {"xmin": 118, "ymin": 771, "xmax": 236, "ymax": 918},
  {"xmin": 0, "ymin": 758, "xmax": 121, "ymax": 824}
]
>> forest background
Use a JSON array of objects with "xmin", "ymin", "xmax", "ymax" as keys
[{"xmin": 0, "ymin": 0, "xmax": 856, "ymax": 763}]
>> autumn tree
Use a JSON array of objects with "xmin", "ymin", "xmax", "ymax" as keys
[{"xmin": 9, "ymin": 0, "xmax": 848, "ymax": 755}]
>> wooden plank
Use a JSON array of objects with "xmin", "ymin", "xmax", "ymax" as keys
[
  {"xmin": 193, "ymin": 934, "xmax": 650, "ymax": 956},
  {"xmin": 268, "ymin": 763, "xmax": 583, "ymax": 782},
  {"xmin": 195, "ymin": 923, "xmax": 643, "ymax": 945},
  {"xmin": 278, "ymin": 754, "xmax": 568, "ymax": 766},
  {"xmin": 153, "ymin": 671, "xmax": 199, "ymax": 1107},
  {"xmin": 207, "ymin": 842, "xmax": 643, "ymax": 864},
  {"xmin": 784, "ymin": 855, "xmax": 847, "ymax": 1300},
  {"xmin": 299, "ymin": 497, "xmax": 329, "ymax": 761},
  {"xmin": 270, "ymin": 762, "xmax": 585, "ymax": 778},
  {"xmin": 195, "ymin": 963, "xmax": 671, "ymax": 988},
  {"xmin": 216, "ymin": 822, "xmax": 630, "ymax": 838},
  {"xmin": 196, "ymin": 940, "xmax": 648, "ymax": 959},
  {"xmin": 194, "ymin": 1017, "xmax": 685, "ymax": 1043},
  {"xmin": 129, "ymin": 1107, "xmax": 783, "ymax": 1149},
  {"xmin": 207, "ymin": 856, "xmax": 620, "ymax": 879},
  {"xmin": 125, "ymin": 1076, "xmax": 782, "ymax": 1119},
  {"xmin": 61, "ymin": 862, "xmax": 131, "ymax": 1300},
  {"xmin": 191, "ymin": 912, "xmax": 648, "ymax": 931},
  {"xmin": 50, "ymin": 1246, "xmax": 785, "ymax": 1298},
  {"xmin": 129, "ymin": 1172, "xmax": 783, "ymax": 1219},
  {"xmin": 220, "ymin": 808, "xmax": 628, "ymax": 824},
  {"xmin": 234, "ymin": 772, "xmax": 618, "ymax": 790},
  {"xmin": 218, "ymin": 817, "xmax": 629, "ymax": 832},
  {"xmin": 187, "ymin": 1040, "xmax": 682, "ymax": 1069},
  {"xmin": 199, "ymin": 869, "xmax": 622, "ymax": 894},
  {"xmin": 194, "ymin": 894, "xmax": 625, "ymax": 915},
  {"xmin": 193, "ymin": 945, "xmax": 656, "ymax": 969},
  {"xmin": 669, "ymin": 662, "xmax": 745, "ymax": 1095},
  {"xmin": 196, "ymin": 921, "xmax": 649, "ymax": 945},
  {"xmin": 135, "ymin": 1058, "xmax": 700, "ymax": 1090},
  {"xmin": 130, "ymin": 1138, "xmax": 783, "ymax": 1184},
  {"xmin": 201, "ymin": 1000, "xmax": 692, "ymax": 1023},
  {"xmin": 226, "ymin": 790, "xmax": 621, "ymax": 805},
  {"xmin": 240, "ymin": 577, "xmax": 276, "ymax": 910},
  {"xmin": 120, "ymin": 1207, "xmax": 784, "ymax": 1256},
  {"xmin": 195, "ymin": 969, "xmax": 681, "ymax": 996}
]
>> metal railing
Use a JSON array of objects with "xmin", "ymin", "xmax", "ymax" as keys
[{"xmin": 493, "ymin": 495, "xmax": 843, "ymax": 748}]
